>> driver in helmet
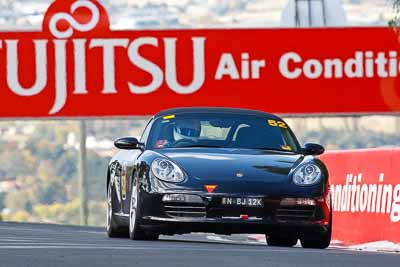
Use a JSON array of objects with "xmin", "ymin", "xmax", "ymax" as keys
[{"xmin": 173, "ymin": 119, "xmax": 201, "ymax": 143}]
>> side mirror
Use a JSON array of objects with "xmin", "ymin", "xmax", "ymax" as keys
[
  {"xmin": 302, "ymin": 143, "xmax": 325, "ymax": 156},
  {"xmin": 114, "ymin": 137, "xmax": 141, "ymax": 150}
]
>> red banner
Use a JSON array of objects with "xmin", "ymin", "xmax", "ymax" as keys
[
  {"xmin": 321, "ymin": 149, "xmax": 400, "ymax": 245},
  {"xmin": 0, "ymin": 0, "xmax": 400, "ymax": 118}
]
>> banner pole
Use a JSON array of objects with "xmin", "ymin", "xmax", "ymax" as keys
[{"xmin": 78, "ymin": 120, "xmax": 89, "ymax": 226}]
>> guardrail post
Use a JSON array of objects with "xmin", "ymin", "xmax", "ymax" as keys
[{"xmin": 79, "ymin": 120, "xmax": 89, "ymax": 226}]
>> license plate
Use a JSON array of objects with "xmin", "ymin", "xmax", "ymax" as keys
[{"xmin": 221, "ymin": 197, "xmax": 263, "ymax": 207}]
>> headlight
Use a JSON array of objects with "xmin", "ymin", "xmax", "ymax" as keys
[
  {"xmin": 293, "ymin": 163, "xmax": 322, "ymax": 186},
  {"xmin": 151, "ymin": 158, "xmax": 185, "ymax": 183}
]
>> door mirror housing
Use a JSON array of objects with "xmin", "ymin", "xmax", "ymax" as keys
[
  {"xmin": 302, "ymin": 143, "xmax": 325, "ymax": 156},
  {"xmin": 114, "ymin": 137, "xmax": 142, "ymax": 150}
]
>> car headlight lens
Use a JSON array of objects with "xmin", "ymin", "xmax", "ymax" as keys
[
  {"xmin": 151, "ymin": 158, "xmax": 185, "ymax": 183},
  {"xmin": 293, "ymin": 163, "xmax": 322, "ymax": 186}
]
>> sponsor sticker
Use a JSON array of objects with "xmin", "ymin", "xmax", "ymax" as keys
[
  {"xmin": 281, "ymin": 145, "xmax": 293, "ymax": 151},
  {"xmin": 267, "ymin": 120, "xmax": 288, "ymax": 129},
  {"xmin": 155, "ymin": 140, "xmax": 168, "ymax": 148},
  {"xmin": 121, "ymin": 166, "xmax": 127, "ymax": 200},
  {"xmin": 163, "ymin": 115, "xmax": 176, "ymax": 120}
]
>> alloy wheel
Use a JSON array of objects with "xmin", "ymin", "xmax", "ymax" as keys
[
  {"xmin": 129, "ymin": 180, "xmax": 138, "ymax": 234},
  {"xmin": 106, "ymin": 185, "xmax": 112, "ymax": 231}
]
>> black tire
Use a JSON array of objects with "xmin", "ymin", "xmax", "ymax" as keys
[
  {"xmin": 266, "ymin": 234, "xmax": 298, "ymax": 247},
  {"xmin": 300, "ymin": 211, "xmax": 332, "ymax": 249},
  {"xmin": 300, "ymin": 228, "xmax": 331, "ymax": 249},
  {"xmin": 107, "ymin": 183, "xmax": 128, "ymax": 238},
  {"xmin": 129, "ymin": 178, "xmax": 159, "ymax": 241}
]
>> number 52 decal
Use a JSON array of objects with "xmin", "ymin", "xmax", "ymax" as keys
[{"xmin": 268, "ymin": 120, "xmax": 288, "ymax": 129}]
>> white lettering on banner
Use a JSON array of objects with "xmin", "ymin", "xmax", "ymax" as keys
[
  {"xmin": 89, "ymin": 39, "xmax": 130, "ymax": 94},
  {"xmin": 215, "ymin": 54, "xmax": 240, "ymax": 80},
  {"xmin": 0, "ymin": 0, "xmax": 211, "ymax": 114},
  {"xmin": 1, "ymin": 37, "xmax": 208, "ymax": 114},
  {"xmin": 215, "ymin": 53, "xmax": 266, "ymax": 80},
  {"xmin": 6, "ymin": 40, "xmax": 48, "ymax": 97},
  {"xmin": 128, "ymin": 37, "xmax": 163, "ymax": 94},
  {"xmin": 279, "ymin": 51, "xmax": 400, "ymax": 80},
  {"xmin": 52, "ymin": 40, "xmax": 67, "ymax": 115},
  {"xmin": 4, "ymin": 0, "xmax": 400, "ymax": 115},
  {"xmin": 330, "ymin": 173, "xmax": 400, "ymax": 223},
  {"xmin": 49, "ymin": 0, "xmax": 100, "ymax": 39},
  {"xmin": 73, "ymin": 39, "xmax": 88, "ymax": 95},
  {"xmin": 165, "ymin": 37, "xmax": 206, "ymax": 94},
  {"xmin": 128, "ymin": 37, "xmax": 206, "ymax": 95},
  {"xmin": 279, "ymin": 52, "xmax": 302, "ymax": 79}
]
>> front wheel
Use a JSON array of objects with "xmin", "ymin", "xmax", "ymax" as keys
[
  {"xmin": 300, "ymin": 211, "xmax": 332, "ymax": 249},
  {"xmin": 129, "ymin": 178, "xmax": 159, "ymax": 241},
  {"xmin": 300, "ymin": 228, "xmax": 331, "ymax": 249}
]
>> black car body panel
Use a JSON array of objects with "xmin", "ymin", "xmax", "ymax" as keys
[{"xmin": 107, "ymin": 107, "xmax": 331, "ymax": 240}]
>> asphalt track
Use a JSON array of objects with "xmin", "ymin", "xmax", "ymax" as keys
[{"xmin": 0, "ymin": 222, "xmax": 399, "ymax": 267}]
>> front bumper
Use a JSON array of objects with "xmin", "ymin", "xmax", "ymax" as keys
[{"xmin": 139, "ymin": 190, "xmax": 331, "ymax": 236}]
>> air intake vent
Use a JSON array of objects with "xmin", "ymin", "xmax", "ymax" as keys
[
  {"xmin": 275, "ymin": 207, "xmax": 316, "ymax": 221},
  {"xmin": 164, "ymin": 203, "xmax": 206, "ymax": 218}
]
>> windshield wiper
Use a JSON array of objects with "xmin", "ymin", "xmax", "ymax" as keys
[
  {"xmin": 254, "ymin": 147, "xmax": 293, "ymax": 152},
  {"xmin": 176, "ymin": 144, "xmax": 223, "ymax": 149},
  {"xmin": 174, "ymin": 145, "xmax": 295, "ymax": 151}
]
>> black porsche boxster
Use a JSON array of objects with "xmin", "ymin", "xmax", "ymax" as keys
[{"xmin": 106, "ymin": 108, "xmax": 331, "ymax": 249}]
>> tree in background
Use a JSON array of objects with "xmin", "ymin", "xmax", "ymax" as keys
[
  {"xmin": 0, "ymin": 192, "xmax": 5, "ymax": 212},
  {"xmin": 390, "ymin": 0, "xmax": 400, "ymax": 26},
  {"xmin": 4, "ymin": 161, "xmax": 67, "ymax": 213}
]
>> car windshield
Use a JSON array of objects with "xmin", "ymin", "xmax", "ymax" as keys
[{"xmin": 147, "ymin": 113, "xmax": 300, "ymax": 153}]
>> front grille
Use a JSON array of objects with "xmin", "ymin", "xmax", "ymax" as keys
[
  {"xmin": 163, "ymin": 202, "xmax": 206, "ymax": 218},
  {"xmin": 275, "ymin": 206, "xmax": 316, "ymax": 221}
]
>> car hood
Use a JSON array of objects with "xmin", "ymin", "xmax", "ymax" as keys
[{"xmin": 161, "ymin": 148, "xmax": 302, "ymax": 185}]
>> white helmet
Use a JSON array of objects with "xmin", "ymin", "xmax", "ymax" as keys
[{"xmin": 173, "ymin": 120, "xmax": 201, "ymax": 142}]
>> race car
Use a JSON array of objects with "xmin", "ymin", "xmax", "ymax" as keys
[{"xmin": 106, "ymin": 107, "xmax": 332, "ymax": 249}]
